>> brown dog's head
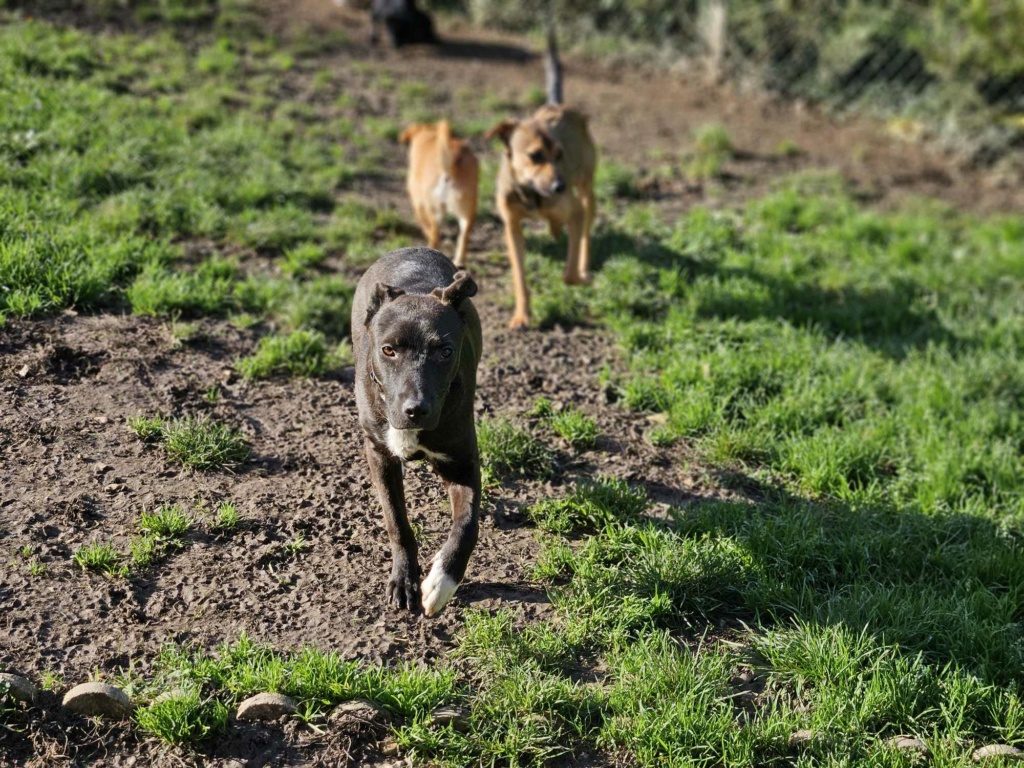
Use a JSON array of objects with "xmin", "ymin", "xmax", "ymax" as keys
[{"xmin": 486, "ymin": 118, "xmax": 566, "ymax": 198}]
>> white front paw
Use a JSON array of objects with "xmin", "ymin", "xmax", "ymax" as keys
[{"xmin": 421, "ymin": 559, "xmax": 459, "ymax": 617}]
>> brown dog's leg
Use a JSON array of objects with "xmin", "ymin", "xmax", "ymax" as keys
[
  {"xmin": 578, "ymin": 186, "xmax": 596, "ymax": 284},
  {"xmin": 421, "ymin": 461, "xmax": 480, "ymax": 616},
  {"xmin": 500, "ymin": 208, "xmax": 531, "ymax": 328},
  {"xmin": 563, "ymin": 202, "xmax": 586, "ymax": 286},
  {"xmin": 365, "ymin": 439, "xmax": 420, "ymax": 611},
  {"xmin": 453, "ymin": 214, "xmax": 473, "ymax": 268}
]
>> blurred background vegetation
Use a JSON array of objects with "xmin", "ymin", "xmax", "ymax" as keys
[{"xmin": 6, "ymin": 0, "xmax": 1023, "ymax": 161}]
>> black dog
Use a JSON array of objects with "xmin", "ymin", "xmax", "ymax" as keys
[
  {"xmin": 371, "ymin": 0, "xmax": 438, "ymax": 47},
  {"xmin": 351, "ymin": 247, "xmax": 481, "ymax": 616}
]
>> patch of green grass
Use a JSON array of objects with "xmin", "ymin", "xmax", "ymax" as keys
[
  {"xmin": 236, "ymin": 329, "xmax": 346, "ymax": 379},
  {"xmin": 534, "ymin": 398, "xmax": 599, "ymax": 450},
  {"xmin": 280, "ymin": 242, "xmax": 326, "ymax": 277},
  {"xmin": 135, "ymin": 688, "xmax": 229, "ymax": 744},
  {"xmin": 128, "ymin": 415, "xmax": 165, "ymax": 440},
  {"xmin": 161, "ymin": 416, "xmax": 251, "ymax": 470},
  {"xmin": 478, "ymin": 418, "xmax": 556, "ymax": 482},
  {"xmin": 129, "ymin": 535, "xmax": 160, "ymax": 569},
  {"xmin": 212, "ymin": 502, "xmax": 240, "ymax": 531},
  {"xmin": 73, "ymin": 542, "xmax": 128, "ymax": 578},
  {"xmin": 528, "ymin": 477, "xmax": 647, "ymax": 534},
  {"xmin": 139, "ymin": 504, "xmax": 192, "ymax": 541}
]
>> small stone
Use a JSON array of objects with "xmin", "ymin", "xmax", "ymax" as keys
[
  {"xmin": 429, "ymin": 705, "xmax": 471, "ymax": 732},
  {"xmin": 94, "ymin": 416, "xmax": 110, "ymax": 425},
  {"xmin": 236, "ymin": 692, "xmax": 298, "ymax": 722},
  {"xmin": 17, "ymin": 365, "xmax": 30, "ymax": 378},
  {"xmin": 890, "ymin": 736, "xmax": 929, "ymax": 754},
  {"xmin": 381, "ymin": 740, "xmax": 400, "ymax": 756},
  {"xmin": 789, "ymin": 729, "xmax": 815, "ymax": 747},
  {"xmin": 62, "ymin": 682, "xmax": 132, "ymax": 718},
  {"xmin": 329, "ymin": 698, "xmax": 392, "ymax": 730},
  {"xmin": 104, "ymin": 483, "xmax": 126, "ymax": 494},
  {"xmin": 0, "ymin": 673, "xmax": 37, "ymax": 704},
  {"xmin": 973, "ymin": 745, "xmax": 1023, "ymax": 762}
]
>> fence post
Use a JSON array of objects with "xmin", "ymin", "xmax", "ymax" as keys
[{"xmin": 702, "ymin": 0, "xmax": 728, "ymax": 85}]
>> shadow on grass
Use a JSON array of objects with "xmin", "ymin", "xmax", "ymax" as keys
[{"xmin": 529, "ymin": 224, "xmax": 962, "ymax": 358}]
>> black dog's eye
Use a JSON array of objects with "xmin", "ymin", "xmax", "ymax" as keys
[
  {"xmin": 528, "ymin": 150, "xmax": 546, "ymax": 164},
  {"xmin": 440, "ymin": 346, "xmax": 454, "ymax": 359},
  {"xmin": 382, "ymin": 345, "xmax": 396, "ymax": 357}
]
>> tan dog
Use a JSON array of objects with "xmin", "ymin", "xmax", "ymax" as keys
[
  {"xmin": 485, "ymin": 32, "xmax": 596, "ymax": 329},
  {"xmin": 398, "ymin": 120, "xmax": 479, "ymax": 269}
]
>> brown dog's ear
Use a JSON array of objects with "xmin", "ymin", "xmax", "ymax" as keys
[
  {"xmin": 432, "ymin": 271, "xmax": 477, "ymax": 308},
  {"xmin": 484, "ymin": 119, "xmax": 518, "ymax": 148},
  {"xmin": 365, "ymin": 282, "xmax": 405, "ymax": 325},
  {"xmin": 398, "ymin": 125, "xmax": 425, "ymax": 144}
]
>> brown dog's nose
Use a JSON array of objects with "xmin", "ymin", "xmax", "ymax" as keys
[
  {"xmin": 551, "ymin": 178, "xmax": 566, "ymax": 194},
  {"xmin": 404, "ymin": 401, "xmax": 429, "ymax": 422}
]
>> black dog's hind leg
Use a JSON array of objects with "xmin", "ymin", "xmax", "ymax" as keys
[
  {"xmin": 366, "ymin": 440, "xmax": 420, "ymax": 611},
  {"xmin": 421, "ymin": 460, "xmax": 480, "ymax": 616}
]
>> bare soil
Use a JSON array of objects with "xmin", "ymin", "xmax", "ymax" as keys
[{"xmin": 1, "ymin": 6, "xmax": 1020, "ymax": 766}]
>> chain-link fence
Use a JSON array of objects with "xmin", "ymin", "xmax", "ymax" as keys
[{"xmin": 432, "ymin": 0, "xmax": 1024, "ymax": 161}]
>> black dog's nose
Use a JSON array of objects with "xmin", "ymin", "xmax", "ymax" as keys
[
  {"xmin": 404, "ymin": 401, "xmax": 429, "ymax": 422},
  {"xmin": 551, "ymin": 178, "xmax": 566, "ymax": 194}
]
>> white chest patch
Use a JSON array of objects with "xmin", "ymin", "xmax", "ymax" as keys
[{"xmin": 386, "ymin": 427, "xmax": 449, "ymax": 464}]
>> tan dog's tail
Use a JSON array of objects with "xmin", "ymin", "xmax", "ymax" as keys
[
  {"xmin": 436, "ymin": 119, "xmax": 456, "ymax": 175},
  {"xmin": 544, "ymin": 0, "xmax": 562, "ymax": 105}
]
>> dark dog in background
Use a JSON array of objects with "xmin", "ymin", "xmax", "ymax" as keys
[
  {"xmin": 371, "ymin": 0, "xmax": 438, "ymax": 47},
  {"xmin": 351, "ymin": 247, "xmax": 482, "ymax": 616}
]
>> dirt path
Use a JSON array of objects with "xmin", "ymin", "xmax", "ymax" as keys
[{"xmin": 1, "ymin": 6, "xmax": 1020, "ymax": 764}]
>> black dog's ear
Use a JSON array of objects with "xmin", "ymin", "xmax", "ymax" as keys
[
  {"xmin": 432, "ymin": 271, "xmax": 477, "ymax": 308},
  {"xmin": 365, "ymin": 282, "xmax": 404, "ymax": 325},
  {"xmin": 484, "ymin": 119, "xmax": 518, "ymax": 149}
]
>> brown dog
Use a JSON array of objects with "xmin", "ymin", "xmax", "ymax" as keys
[
  {"xmin": 485, "ymin": 33, "xmax": 596, "ymax": 328},
  {"xmin": 398, "ymin": 120, "xmax": 479, "ymax": 269}
]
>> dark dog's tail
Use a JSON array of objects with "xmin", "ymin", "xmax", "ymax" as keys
[{"xmin": 544, "ymin": 0, "xmax": 563, "ymax": 105}]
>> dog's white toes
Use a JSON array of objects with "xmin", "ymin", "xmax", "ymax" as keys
[{"xmin": 421, "ymin": 560, "xmax": 459, "ymax": 617}]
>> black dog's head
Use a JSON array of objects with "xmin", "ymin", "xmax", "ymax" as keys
[{"xmin": 364, "ymin": 271, "xmax": 477, "ymax": 432}]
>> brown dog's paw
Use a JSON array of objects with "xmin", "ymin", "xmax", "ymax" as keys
[
  {"xmin": 387, "ymin": 563, "xmax": 422, "ymax": 613},
  {"xmin": 508, "ymin": 314, "xmax": 531, "ymax": 330}
]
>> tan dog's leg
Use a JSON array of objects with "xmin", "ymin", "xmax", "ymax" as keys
[
  {"xmin": 577, "ymin": 186, "xmax": 596, "ymax": 284},
  {"xmin": 563, "ymin": 202, "xmax": 586, "ymax": 286},
  {"xmin": 423, "ymin": 209, "xmax": 441, "ymax": 250},
  {"xmin": 501, "ymin": 208, "xmax": 530, "ymax": 329},
  {"xmin": 453, "ymin": 214, "xmax": 473, "ymax": 268}
]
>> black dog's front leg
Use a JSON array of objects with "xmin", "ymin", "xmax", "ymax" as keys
[
  {"xmin": 365, "ymin": 439, "xmax": 420, "ymax": 612},
  {"xmin": 421, "ymin": 461, "xmax": 480, "ymax": 617}
]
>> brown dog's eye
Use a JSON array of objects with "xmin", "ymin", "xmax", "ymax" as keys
[
  {"xmin": 528, "ymin": 150, "xmax": 545, "ymax": 164},
  {"xmin": 440, "ymin": 346, "xmax": 454, "ymax": 359},
  {"xmin": 382, "ymin": 345, "xmax": 396, "ymax": 357}
]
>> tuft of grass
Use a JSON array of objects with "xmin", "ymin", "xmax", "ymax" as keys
[
  {"xmin": 139, "ymin": 504, "xmax": 192, "ymax": 541},
  {"xmin": 534, "ymin": 398, "xmax": 599, "ymax": 450},
  {"xmin": 528, "ymin": 477, "xmax": 648, "ymax": 534},
  {"xmin": 161, "ymin": 416, "xmax": 250, "ymax": 470},
  {"xmin": 280, "ymin": 242, "xmax": 326, "ymax": 277},
  {"xmin": 212, "ymin": 502, "xmax": 240, "ymax": 531},
  {"xmin": 73, "ymin": 542, "xmax": 128, "ymax": 578},
  {"xmin": 236, "ymin": 329, "xmax": 346, "ymax": 380},
  {"xmin": 135, "ymin": 689, "xmax": 229, "ymax": 744},
  {"xmin": 693, "ymin": 123, "xmax": 734, "ymax": 156},
  {"xmin": 129, "ymin": 535, "xmax": 160, "ymax": 569},
  {"xmin": 128, "ymin": 415, "xmax": 164, "ymax": 441},
  {"xmin": 478, "ymin": 418, "xmax": 556, "ymax": 481}
]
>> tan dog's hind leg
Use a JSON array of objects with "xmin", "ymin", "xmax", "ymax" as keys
[
  {"xmin": 501, "ymin": 210, "xmax": 531, "ymax": 329},
  {"xmin": 454, "ymin": 214, "xmax": 473, "ymax": 268}
]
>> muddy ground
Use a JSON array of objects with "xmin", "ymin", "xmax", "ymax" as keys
[{"xmin": 1, "ymin": 5, "xmax": 1021, "ymax": 766}]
